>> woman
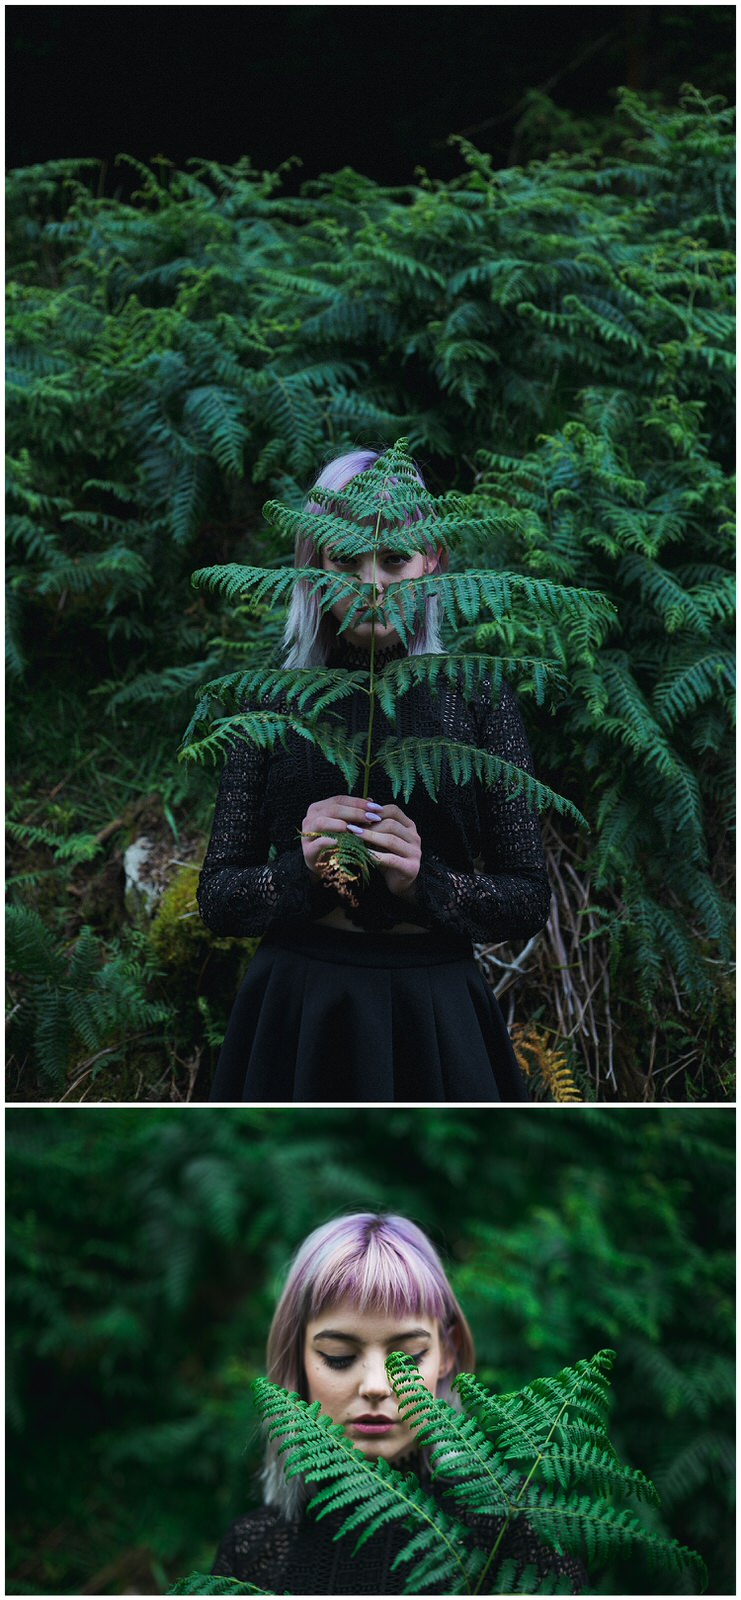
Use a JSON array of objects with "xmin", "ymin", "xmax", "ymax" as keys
[
  {"xmin": 211, "ymin": 1213, "xmax": 585, "ymax": 1594},
  {"xmin": 198, "ymin": 447, "xmax": 551, "ymax": 1102}
]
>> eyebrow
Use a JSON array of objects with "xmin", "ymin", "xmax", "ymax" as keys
[{"xmin": 312, "ymin": 1327, "xmax": 431, "ymax": 1343}]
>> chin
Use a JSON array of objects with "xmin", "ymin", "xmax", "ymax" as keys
[
  {"xmin": 354, "ymin": 1436, "xmax": 412, "ymax": 1465},
  {"xmin": 345, "ymin": 624, "xmax": 398, "ymax": 647}
]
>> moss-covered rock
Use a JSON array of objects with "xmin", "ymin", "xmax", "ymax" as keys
[{"xmin": 149, "ymin": 863, "xmax": 259, "ymax": 971}]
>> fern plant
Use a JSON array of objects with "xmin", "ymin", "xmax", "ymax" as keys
[
  {"xmin": 6, "ymin": 906, "xmax": 171, "ymax": 1088},
  {"xmin": 171, "ymin": 1349, "xmax": 705, "ymax": 1595},
  {"xmin": 6, "ymin": 84, "xmax": 733, "ymax": 1094},
  {"xmin": 182, "ymin": 438, "xmax": 613, "ymax": 898},
  {"xmin": 171, "ymin": 1582, "xmax": 266, "ymax": 1596}
]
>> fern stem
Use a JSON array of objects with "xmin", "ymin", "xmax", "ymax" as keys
[
  {"xmin": 361, "ymin": 495, "xmax": 385, "ymax": 801},
  {"xmin": 471, "ymin": 1397, "xmax": 571, "ymax": 1596}
]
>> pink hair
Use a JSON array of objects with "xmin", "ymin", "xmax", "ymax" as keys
[
  {"xmin": 261, "ymin": 1213, "xmax": 474, "ymax": 1512},
  {"xmin": 282, "ymin": 447, "xmax": 446, "ymax": 667}
]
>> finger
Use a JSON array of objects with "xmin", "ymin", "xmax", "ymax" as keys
[
  {"xmin": 362, "ymin": 829, "xmax": 416, "ymax": 855},
  {"xmin": 353, "ymin": 820, "xmax": 417, "ymax": 845},
  {"xmin": 374, "ymin": 803, "xmax": 408, "ymax": 824},
  {"xmin": 310, "ymin": 798, "xmax": 376, "ymax": 824},
  {"xmin": 371, "ymin": 817, "xmax": 413, "ymax": 840},
  {"xmin": 310, "ymin": 815, "xmax": 374, "ymax": 839},
  {"xmin": 368, "ymin": 851, "xmax": 416, "ymax": 874}
]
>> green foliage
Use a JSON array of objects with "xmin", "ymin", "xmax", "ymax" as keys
[
  {"xmin": 5, "ymin": 82, "xmax": 735, "ymax": 1094},
  {"xmin": 256, "ymin": 1380, "xmax": 483, "ymax": 1593},
  {"xmin": 229, "ymin": 1350, "xmax": 704, "ymax": 1594},
  {"xmin": 5, "ymin": 1109, "xmax": 733, "ymax": 1595},
  {"xmin": 183, "ymin": 439, "xmax": 608, "ymax": 857},
  {"xmin": 171, "ymin": 1580, "xmax": 267, "ymax": 1596},
  {"xmin": 6, "ymin": 906, "xmax": 172, "ymax": 1087}
]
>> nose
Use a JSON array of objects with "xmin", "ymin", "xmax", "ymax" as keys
[
  {"xmin": 358, "ymin": 1352, "xmax": 393, "ymax": 1400},
  {"xmin": 357, "ymin": 559, "xmax": 383, "ymax": 593}
]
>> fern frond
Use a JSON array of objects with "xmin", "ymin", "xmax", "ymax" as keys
[
  {"xmin": 180, "ymin": 709, "xmax": 364, "ymax": 787},
  {"xmin": 6, "ymin": 905, "xmax": 66, "ymax": 981},
  {"xmin": 456, "ymin": 1351, "xmax": 616, "ymax": 1461},
  {"xmin": 196, "ymin": 665, "xmax": 369, "ymax": 717},
  {"xmin": 377, "ymin": 737, "xmax": 586, "ymax": 826},
  {"xmin": 33, "ymin": 990, "xmax": 72, "ymax": 1085},
  {"xmin": 511, "ymin": 1027, "xmax": 584, "ymax": 1103},
  {"xmin": 191, "ymin": 562, "xmax": 370, "ymax": 613},
  {"xmin": 374, "ymin": 654, "xmax": 561, "ymax": 716},
  {"xmin": 387, "ymin": 1353, "xmax": 521, "ymax": 1515},
  {"xmin": 654, "ymin": 647, "xmax": 735, "ymax": 726},
  {"xmin": 252, "ymin": 1378, "xmax": 474, "ymax": 1594},
  {"xmin": 523, "ymin": 1488, "xmax": 706, "ymax": 1589},
  {"xmin": 379, "ymin": 572, "xmax": 614, "ymax": 652},
  {"xmin": 7, "ymin": 820, "xmax": 103, "ymax": 865},
  {"xmin": 169, "ymin": 1577, "xmax": 268, "ymax": 1595}
]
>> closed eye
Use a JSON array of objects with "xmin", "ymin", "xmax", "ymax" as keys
[{"xmin": 320, "ymin": 1351, "xmax": 429, "ymax": 1370}]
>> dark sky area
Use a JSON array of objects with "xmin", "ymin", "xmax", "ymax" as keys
[{"xmin": 6, "ymin": 4, "xmax": 735, "ymax": 187}]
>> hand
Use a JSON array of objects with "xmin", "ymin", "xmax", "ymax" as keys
[
  {"xmin": 356, "ymin": 802, "xmax": 422, "ymax": 900},
  {"xmin": 300, "ymin": 795, "xmax": 379, "ymax": 880}
]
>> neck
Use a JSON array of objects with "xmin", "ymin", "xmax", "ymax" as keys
[{"xmin": 328, "ymin": 636, "xmax": 407, "ymax": 670}]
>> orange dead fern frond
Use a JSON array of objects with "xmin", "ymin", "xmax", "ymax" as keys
[
  {"xmin": 511, "ymin": 1023, "xmax": 584, "ymax": 1102},
  {"xmin": 299, "ymin": 828, "xmax": 371, "ymax": 907}
]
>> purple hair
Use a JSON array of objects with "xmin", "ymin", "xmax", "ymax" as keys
[
  {"xmin": 261, "ymin": 1213, "xmax": 474, "ymax": 1512},
  {"xmin": 282, "ymin": 447, "xmax": 447, "ymax": 667}
]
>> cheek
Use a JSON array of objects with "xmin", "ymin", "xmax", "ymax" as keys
[{"xmin": 305, "ymin": 1357, "xmax": 347, "ymax": 1414}]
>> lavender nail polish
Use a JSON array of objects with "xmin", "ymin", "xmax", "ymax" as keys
[{"xmin": 347, "ymin": 824, "xmax": 364, "ymax": 836}]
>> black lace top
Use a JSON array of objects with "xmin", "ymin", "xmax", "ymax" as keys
[
  {"xmin": 211, "ymin": 1499, "xmax": 586, "ymax": 1594},
  {"xmin": 197, "ymin": 642, "xmax": 552, "ymax": 943}
]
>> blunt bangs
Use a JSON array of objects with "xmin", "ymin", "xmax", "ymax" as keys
[{"xmin": 306, "ymin": 1222, "xmax": 449, "ymax": 1325}]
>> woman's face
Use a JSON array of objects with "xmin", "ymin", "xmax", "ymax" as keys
[
  {"xmin": 303, "ymin": 1297, "xmax": 455, "ymax": 1465},
  {"xmin": 321, "ymin": 529, "xmax": 436, "ymax": 649}
]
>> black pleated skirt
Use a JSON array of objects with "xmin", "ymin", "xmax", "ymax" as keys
[{"xmin": 209, "ymin": 921, "xmax": 529, "ymax": 1103}]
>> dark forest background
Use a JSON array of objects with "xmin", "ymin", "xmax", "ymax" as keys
[
  {"xmin": 5, "ymin": 1107, "xmax": 735, "ymax": 1595},
  {"xmin": 6, "ymin": 6, "xmax": 736, "ymax": 183}
]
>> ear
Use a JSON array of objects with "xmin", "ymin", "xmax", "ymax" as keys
[
  {"xmin": 438, "ymin": 1320, "xmax": 461, "ymax": 1379},
  {"xmin": 422, "ymin": 545, "xmax": 443, "ymax": 575}
]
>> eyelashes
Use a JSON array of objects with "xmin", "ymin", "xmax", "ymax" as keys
[
  {"xmin": 320, "ymin": 1351, "xmax": 428, "ymax": 1371},
  {"xmin": 326, "ymin": 551, "xmax": 408, "ymax": 570}
]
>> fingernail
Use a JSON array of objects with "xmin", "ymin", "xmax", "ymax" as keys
[
  {"xmin": 366, "ymin": 802, "xmax": 383, "ymax": 813},
  {"xmin": 347, "ymin": 824, "xmax": 364, "ymax": 836},
  {"xmin": 364, "ymin": 813, "xmax": 379, "ymax": 824}
]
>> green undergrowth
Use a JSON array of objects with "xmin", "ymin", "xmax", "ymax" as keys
[{"xmin": 6, "ymin": 84, "xmax": 735, "ymax": 1097}]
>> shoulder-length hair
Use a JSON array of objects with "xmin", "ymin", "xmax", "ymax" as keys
[
  {"xmin": 261, "ymin": 1212, "xmax": 475, "ymax": 1515},
  {"xmin": 282, "ymin": 447, "xmax": 447, "ymax": 668}
]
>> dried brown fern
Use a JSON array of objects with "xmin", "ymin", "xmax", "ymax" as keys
[
  {"xmin": 510, "ymin": 1022, "xmax": 584, "ymax": 1102},
  {"xmin": 299, "ymin": 829, "xmax": 372, "ymax": 907}
]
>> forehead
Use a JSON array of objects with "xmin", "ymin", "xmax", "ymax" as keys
[{"xmin": 305, "ymin": 1297, "xmax": 439, "ymax": 1342}]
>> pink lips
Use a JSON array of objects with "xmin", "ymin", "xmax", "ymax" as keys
[{"xmin": 350, "ymin": 1414, "xmax": 396, "ymax": 1435}]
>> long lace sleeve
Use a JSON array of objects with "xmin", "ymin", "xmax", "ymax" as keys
[
  {"xmin": 412, "ymin": 680, "xmax": 552, "ymax": 944},
  {"xmin": 211, "ymin": 1508, "xmax": 294, "ymax": 1585},
  {"xmin": 197, "ymin": 736, "xmax": 321, "ymax": 937}
]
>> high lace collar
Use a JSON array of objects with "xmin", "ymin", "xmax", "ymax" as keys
[{"xmin": 327, "ymin": 637, "xmax": 407, "ymax": 671}]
